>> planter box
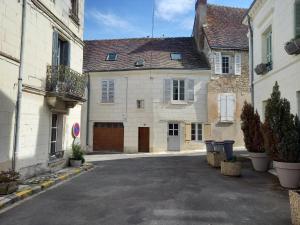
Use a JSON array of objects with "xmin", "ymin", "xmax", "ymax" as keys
[
  {"xmin": 289, "ymin": 190, "xmax": 300, "ymax": 225},
  {"xmin": 0, "ymin": 181, "xmax": 18, "ymax": 195},
  {"xmin": 255, "ymin": 63, "xmax": 267, "ymax": 75},
  {"xmin": 285, "ymin": 38, "xmax": 300, "ymax": 55},
  {"xmin": 221, "ymin": 161, "xmax": 242, "ymax": 177},
  {"xmin": 70, "ymin": 159, "xmax": 82, "ymax": 168},
  {"xmin": 207, "ymin": 152, "xmax": 226, "ymax": 168}
]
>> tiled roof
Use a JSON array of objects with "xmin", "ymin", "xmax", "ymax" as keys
[
  {"xmin": 83, "ymin": 37, "xmax": 209, "ymax": 72},
  {"xmin": 204, "ymin": 4, "xmax": 249, "ymax": 50}
]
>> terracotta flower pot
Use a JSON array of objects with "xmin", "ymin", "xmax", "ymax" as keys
[
  {"xmin": 221, "ymin": 161, "xmax": 242, "ymax": 177},
  {"xmin": 289, "ymin": 190, "xmax": 300, "ymax": 225},
  {"xmin": 249, "ymin": 152, "xmax": 270, "ymax": 172},
  {"xmin": 274, "ymin": 161, "xmax": 300, "ymax": 189}
]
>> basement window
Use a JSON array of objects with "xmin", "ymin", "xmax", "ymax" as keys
[
  {"xmin": 137, "ymin": 100, "xmax": 145, "ymax": 109},
  {"xmin": 106, "ymin": 53, "xmax": 118, "ymax": 61},
  {"xmin": 170, "ymin": 53, "xmax": 182, "ymax": 60}
]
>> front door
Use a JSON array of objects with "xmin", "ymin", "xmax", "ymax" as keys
[
  {"xmin": 168, "ymin": 123, "xmax": 180, "ymax": 151},
  {"xmin": 138, "ymin": 127, "xmax": 150, "ymax": 153}
]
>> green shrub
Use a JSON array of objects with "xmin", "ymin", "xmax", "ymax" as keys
[
  {"xmin": 241, "ymin": 102, "xmax": 265, "ymax": 153},
  {"xmin": 71, "ymin": 144, "xmax": 85, "ymax": 163},
  {"xmin": 262, "ymin": 82, "xmax": 300, "ymax": 162}
]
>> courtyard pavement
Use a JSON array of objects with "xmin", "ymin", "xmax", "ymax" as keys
[{"xmin": 0, "ymin": 153, "xmax": 291, "ymax": 225}]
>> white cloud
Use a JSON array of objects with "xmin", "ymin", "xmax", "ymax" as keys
[
  {"xmin": 155, "ymin": 0, "xmax": 195, "ymax": 21},
  {"xmin": 180, "ymin": 17, "xmax": 194, "ymax": 30},
  {"xmin": 89, "ymin": 10, "xmax": 134, "ymax": 30}
]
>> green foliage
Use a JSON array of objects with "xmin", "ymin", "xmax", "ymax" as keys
[
  {"xmin": 241, "ymin": 102, "xmax": 265, "ymax": 153},
  {"xmin": 262, "ymin": 82, "xmax": 300, "ymax": 162},
  {"xmin": 0, "ymin": 170, "xmax": 20, "ymax": 183},
  {"xmin": 71, "ymin": 144, "xmax": 85, "ymax": 163}
]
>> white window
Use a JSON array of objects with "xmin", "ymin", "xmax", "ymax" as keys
[
  {"xmin": 170, "ymin": 53, "xmax": 182, "ymax": 60},
  {"xmin": 172, "ymin": 79, "xmax": 185, "ymax": 101},
  {"xmin": 222, "ymin": 56, "xmax": 230, "ymax": 74},
  {"xmin": 137, "ymin": 100, "xmax": 144, "ymax": 109},
  {"xmin": 263, "ymin": 28, "xmax": 272, "ymax": 71},
  {"xmin": 215, "ymin": 52, "xmax": 239, "ymax": 75},
  {"xmin": 234, "ymin": 53, "xmax": 242, "ymax": 75},
  {"xmin": 218, "ymin": 94, "xmax": 236, "ymax": 122},
  {"xmin": 191, "ymin": 123, "xmax": 203, "ymax": 141},
  {"xmin": 106, "ymin": 53, "xmax": 117, "ymax": 61},
  {"xmin": 101, "ymin": 80, "xmax": 114, "ymax": 103}
]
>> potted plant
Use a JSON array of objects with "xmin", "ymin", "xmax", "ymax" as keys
[
  {"xmin": 0, "ymin": 170, "xmax": 20, "ymax": 195},
  {"xmin": 261, "ymin": 82, "xmax": 300, "ymax": 189},
  {"xmin": 255, "ymin": 63, "xmax": 267, "ymax": 75},
  {"xmin": 285, "ymin": 37, "xmax": 300, "ymax": 55},
  {"xmin": 289, "ymin": 190, "xmax": 300, "ymax": 225},
  {"xmin": 221, "ymin": 156, "xmax": 242, "ymax": 177},
  {"xmin": 241, "ymin": 102, "xmax": 269, "ymax": 172},
  {"xmin": 69, "ymin": 144, "xmax": 85, "ymax": 167}
]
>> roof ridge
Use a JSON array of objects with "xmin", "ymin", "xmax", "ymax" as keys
[
  {"xmin": 207, "ymin": 3, "xmax": 247, "ymax": 11},
  {"xmin": 84, "ymin": 37, "xmax": 193, "ymax": 42}
]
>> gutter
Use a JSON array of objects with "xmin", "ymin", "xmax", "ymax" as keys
[
  {"xmin": 12, "ymin": 0, "xmax": 27, "ymax": 171},
  {"xmin": 247, "ymin": 15, "xmax": 255, "ymax": 106}
]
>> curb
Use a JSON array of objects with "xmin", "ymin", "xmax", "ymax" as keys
[{"xmin": 0, "ymin": 164, "xmax": 94, "ymax": 211}]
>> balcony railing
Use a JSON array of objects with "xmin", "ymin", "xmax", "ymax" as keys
[{"xmin": 46, "ymin": 65, "xmax": 87, "ymax": 100}]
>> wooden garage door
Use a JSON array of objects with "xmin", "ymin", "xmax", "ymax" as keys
[{"xmin": 93, "ymin": 123, "xmax": 124, "ymax": 152}]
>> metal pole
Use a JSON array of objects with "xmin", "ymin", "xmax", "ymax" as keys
[{"xmin": 12, "ymin": 0, "xmax": 27, "ymax": 171}]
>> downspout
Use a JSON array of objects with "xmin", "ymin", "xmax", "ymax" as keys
[
  {"xmin": 12, "ymin": 0, "xmax": 27, "ymax": 171},
  {"xmin": 85, "ymin": 73, "xmax": 90, "ymax": 148},
  {"xmin": 247, "ymin": 15, "xmax": 254, "ymax": 106}
]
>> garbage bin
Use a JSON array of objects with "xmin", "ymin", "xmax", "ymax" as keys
[
  {"xmin": 204, "ymin": 140, "xmax": 215, "ymax": 153},
  {"xmin": 223, "ymin": 140, "xmax": 235, "ymax": 160},
  {"xmin": 214, "ymin": 141, "xmax": 224, "ymax": 153}
]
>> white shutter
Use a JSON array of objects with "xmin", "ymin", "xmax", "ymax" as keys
[
  {"xmin": 226, "ymin": 95, "xmax": 236, "ymax": 121},
  {"xmin": 164, "ymin": 79, "xmax": 171, "ymax": 103},
  {"xmin": 214, "ymin": 52, "xmax": 222, "ymax": 75},
  {"xmin": 187, "ymin": 79, "xmax": 194, "ymax": 102},
  {"xmin": 218, "ymin": 94, "xmax": 227, "ymax": 121},
  {"xmin": 101, "ymin": 80, "xmax": 108, "ymax": 103},
  {"xmin": 234, "ymin": 53, "xmax": 242, "ymax": 75},
  {"xmin": 108, "ymin": 80, "xmax": 114, "ymax": 103}
]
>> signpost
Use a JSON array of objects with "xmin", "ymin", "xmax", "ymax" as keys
[{"xmin": 72, "ymin": 123, "xmax": 80, "ymax": 145}]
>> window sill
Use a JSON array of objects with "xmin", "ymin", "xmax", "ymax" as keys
[
  {"xmin": 218, "ymin": 120, "xmax": 234, "ymax": 124},
  {"xmin": 100, "ymin": 102, "xmax": 114, "ymax": 105},
  {"xmin": 171, "ymin": 101, "xmax": 188, "ymax": 105}
]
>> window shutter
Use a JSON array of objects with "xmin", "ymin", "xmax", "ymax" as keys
[
  {"xmin": 226, "ymin": 95, "xmax": 236, "ymax": 121},
  {"xmin": 185, "ymin": 123, "xmax": 191, "ymax": 142},
  {"xmin": 214, "ymin": 52, "xmax": 222, "ymax": 75},
  {"xmin": 187, "ymin": 79, "xmax": 195, "ymax": 101},
  {"xmin": 218, "ymin": 94, "xmax": 227, "ymax": 121},
  {"xmin": 295, "ymin": 0, "xmax": 300, "ymax": 37},
  {"xmin": 164, "ymin": 79, "xmax": 171, "ymax": 103},
  {"xmin": 101, "ymin": 80, "xmax": 108, "ymax": 103},
  {"xmin": 62, "ymin": 42, "xmax": 70, "ymax": 66},
  {"xmin": 108, "ymin": 80, "xmax": 114, "ymax": 103},
  {"xmin": 234, "ymin": 53, "xmax": 242, "ymax": 75},
  {"xmin": 52, "ymin": 31, "xmax": 59, "ymax": 67}
]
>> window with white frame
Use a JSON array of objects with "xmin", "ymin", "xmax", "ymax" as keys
[
  {"xmin": 191, "ymin": 123, "xmax": 203, "ymax": 141},
  {"xmin": 101, "ymin": 80, "xmax": 114, "ymax": 103},
  {"xmin": 137, "ymin": 100, "xmax": 144, "ymax": 109},
  {"xmin": 215, "ymin": 52, "xmax": 241, "ymax": 75},
  {"xmin": 218, "ymin": 93, "xmax": 236, "ymax": 122},
  {"xmin": 172, "ymin": 79, "xmax": 185, "ymax": 101},
  {"xmin": 263, "ymin": 28, "xmax": 272, "ymax": 71}
]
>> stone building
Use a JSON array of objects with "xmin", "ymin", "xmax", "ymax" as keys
[
  {"xmin": 82, "ymin": 37, "xmax": 211, "ymax": 153},
  {"xmin": 0, "ymin": 0, "xmax": 86, "ymax": 177},
  {"xmin": 243, "ymin": 0, "xmax": 300, "ymax": 118},
  {"xmin": 193, "ymin": 0, "xmax": 250, "ymax": 147}
]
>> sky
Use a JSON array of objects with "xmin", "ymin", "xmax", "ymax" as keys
[{"xmin": 84, "ymin": 0, "xmax": 253, "ymax": 40}]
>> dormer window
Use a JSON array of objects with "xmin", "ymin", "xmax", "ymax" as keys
[
  {"xmin": 135, "ymin": 59, "xmax": 145, "ymax": 67},
  {"xmin": 170, "ymin": 53, "xmax": 182, "ymax": 60},
  {"xmin": 106, "ymin": 53, "xmax": 117, "ymax": 61}
]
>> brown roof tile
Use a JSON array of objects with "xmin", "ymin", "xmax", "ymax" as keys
[
  {"xmin": 204, "ymin": 4, "xmax": 248, "ymax": 50},
  {"xmin": 83, "ymin": 37, "xmax": 209, "ymax": 72}
]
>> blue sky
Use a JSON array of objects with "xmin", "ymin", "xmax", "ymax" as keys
[{"xmin": 84, "ymin": 0, "xmax": 253, "ymax": 40}]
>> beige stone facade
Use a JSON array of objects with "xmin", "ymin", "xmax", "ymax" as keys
[{"xmin": 0, "ymin": 0, "xmax": 85, "ymax": 177}]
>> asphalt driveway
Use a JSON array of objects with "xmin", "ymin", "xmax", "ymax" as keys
[{"xmin": 0, "ymin": 155, "xmax": 291, "ymax": 225}]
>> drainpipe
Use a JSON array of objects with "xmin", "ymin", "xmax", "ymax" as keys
[
  {"xmin": 247, "ymin": 15, "xmax": 255, "ymax": 106},
  {"xmin": 12, "ymin": 0, "xmax": 27, "ymax": 171},
  {"xmin": 85, "ymin": 73, "xmax": 90, "ymax": 148}
]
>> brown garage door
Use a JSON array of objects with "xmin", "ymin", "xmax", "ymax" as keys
[{"xmin": 93, "ymin": 123, "xmax": 124, "ymax": 152}]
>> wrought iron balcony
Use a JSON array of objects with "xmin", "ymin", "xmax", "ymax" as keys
[{"xmin": 46, "ymin": 65, "xmax": 87, "ymax": 100}]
